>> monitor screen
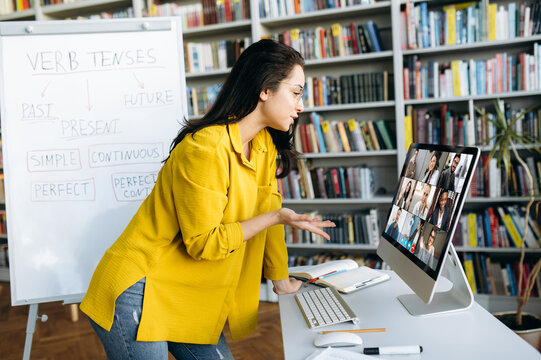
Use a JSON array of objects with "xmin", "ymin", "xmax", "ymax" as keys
[{"xmin": 380, "ymin": 144, "xmax": 479, "ymax": 281}]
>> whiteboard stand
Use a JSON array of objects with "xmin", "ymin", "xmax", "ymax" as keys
[
  {"xmin": 23, "ymin": 304, "xmax": 48, "ymax": 360},
  {"xmin": 0, "ymin": 17, "xmax": 187, "ymax": 359}
]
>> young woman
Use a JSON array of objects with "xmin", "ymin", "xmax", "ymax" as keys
[
  {"xmin": 396, "ymin": 180, "xmax": 413, "ymax": 209},
  {"xmin": 422, "ymin": 151, "xmax": 441, "ymax": 185},
  {"xmin": 80, "ymin": 39, "xmax": 335, "ymax": 360},
  {"xmin": 417, "ymin": 228, "xmax": 437, "ymax": 270},
  {"xmin": 412, "ymin": 183, "xmax": 431, "ymax": 220}
]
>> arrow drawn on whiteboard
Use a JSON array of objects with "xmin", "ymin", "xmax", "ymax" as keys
[
  {"xmin": 133, "ymin": 72, "xmax": 145, "ymax": 89},
  {"xmin": 41, "ymin": 81, "xmax": 51, "ymax": 98},
  {"xmin": 86, "ymin": 79, "xmax": 93, "ymax": 111}
]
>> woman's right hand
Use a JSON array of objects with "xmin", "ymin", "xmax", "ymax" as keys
[{"xmin": 276, "ymin": 208, "xmax": 335, "ymax": 240}]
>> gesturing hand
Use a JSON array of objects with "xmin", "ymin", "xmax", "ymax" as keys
[{"xmin": 277, "ymin": 208, "xmax": 335, "ymax": 240}]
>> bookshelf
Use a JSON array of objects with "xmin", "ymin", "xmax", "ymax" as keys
[
  {"xmin": 0, "ymin": 0, "xmax": 140, "ymax": 21},
  {"xmin": 398, "ymin": 0, "xmax": 541, "ymax": 312},
  {"xmin": 1, "ymin": 0, "xmax": 540, "ymax": 310}
]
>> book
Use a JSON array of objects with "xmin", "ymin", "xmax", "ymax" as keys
[{"xmin": 289, "ymin": 259, "xmax": 390, "ymax": 294}]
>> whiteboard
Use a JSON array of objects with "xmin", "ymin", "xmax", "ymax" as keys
[{"xmin": 0, "ymin": 19, "xmax": 187, "ymax": 305}]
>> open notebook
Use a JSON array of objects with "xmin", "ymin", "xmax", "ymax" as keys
[{"xmin": 289, "ymin": 259, "xmax": 390, "ymax": 294}]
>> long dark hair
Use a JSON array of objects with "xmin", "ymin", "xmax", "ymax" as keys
[
  {"xmin": 424, "ymin": 151, "xmax": 441, "ymax": 181},
  {"xmin": 166, "ymin": 39, "xmax": 304, "ymax": 178}
]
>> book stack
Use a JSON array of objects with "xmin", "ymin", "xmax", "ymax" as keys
[
  {"xmin": 285, "ymin": 209, "xmax": 379, "ymax": 246},
  {"xmin": 187, "ymin": 84, "xmax": 222, "ymax": 116},
  {"xmin": 0, "ymin": 241, "xmax": 7, "ymax": 269},
  {"xmin": 68, "ymin": 8, "xmax": 135, "ymax": 20},
  {"xmin": 453, "ymin": 205, "xmax": 541, "ymax": 249},
  {"xmin": 462, "ymin": 253, "xmax": 540, "ymax": 297},
  {"xmin": 0, "ymin": 210, "xmax": 6, "ymax": 235},
  {"xmin": 268, "ymin": 19, "xmax": 384, "ymax": 61},
  {"xmin": 295, "ymin": 113, "xmax": 395, "ymax": 154},
  {"xmin": 467, "ymin": 154, "xmax": 541, "ymax": 198},
  {"xmin": 404, "ymin": 52, "xmax": 539, "ymax": 100},
  {"xmin": 304, "ymin": 71, "xmax": 390, "ymax": 108},
  {"xmin": 401, "ymin": 1, "xmax": 541, "ymax": 50},
  {"xmin": 278, "ymin": 160, "xmax": 375, "ymax": 200},
  {"xmin": 405, "ymin": 103, "xmax": 540, "ymax": 147},
  {"xmin": 259, "ymin": 0, "xmax": 375, "ymax": 19},
  {"xmin": 184, "ymin": 38, "xmax": 251, "ymax": 74},
  {"xmin": 149, "ymin": 2, "xmax": 188, "ymax": 22},
  {"xmin": 0, "ymin": 0, "xmax": 32, "ymax": 14},
  {"xmin": 403, "ymin": 45, "xmax": 541, "ymax": 100},
  {"xmin": 156, "ymin": 0, "xmax": 249, "ymax": 29}
]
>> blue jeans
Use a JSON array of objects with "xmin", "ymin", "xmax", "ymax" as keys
[{"xmin": 88, "ymin": 278, "xmax": 234, "ymax": 360}]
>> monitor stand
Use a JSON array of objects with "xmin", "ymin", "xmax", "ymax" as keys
[{"xmin": 397, "ymin": 244, "xmax": 473, "ymax": 316}]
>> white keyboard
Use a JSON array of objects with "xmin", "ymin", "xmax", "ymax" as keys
[{"xmin": 295, "ymin": 287, "xmax": 360, "ymax": 329}]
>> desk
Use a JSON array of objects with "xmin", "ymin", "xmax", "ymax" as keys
[{"xmin": 279, "ymin": 270, "xmax": 540, "ymax": 359}]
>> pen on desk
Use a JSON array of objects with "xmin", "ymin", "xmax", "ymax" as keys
[
  {"xmin": 319, "ymin": 328, "xmax": 386, "ymax": 334},
  {"xmin": 363, "ymin": 345, "xmax": 423, "ymax": 355},
  {"xmin": 355, "ymin": 278, "xmax": 377, "ymax": 288},
  {"xmin": 307, "ymin": 270, "xmax": 337, "ymax": 283}
]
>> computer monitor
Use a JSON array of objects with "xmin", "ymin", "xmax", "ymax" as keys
[{"xmin": 377, "ymin": 143, "xmax": 480, "ymax": 316}]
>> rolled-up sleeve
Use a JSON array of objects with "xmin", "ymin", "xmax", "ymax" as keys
[{"xmin": 171, "ymin": 134, "xmax": 243, "ymax": 261}]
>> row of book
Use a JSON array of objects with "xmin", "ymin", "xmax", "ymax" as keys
[
  {"xmin": 403, "ymin": 46, "xmax": 541, "ymax": 100},
  {"xmin": 71, "ymin": 8, "xmax": 135, "ymax": 19},
  {"xmin": 401, "ymin": 1, "xmax": 541, "ymax": 51},
  {"xmin": 469, "ymin": 155, "xmax": 541, "ymax": 198},
  {"xmin": 0, "ymin": 175, "xmax": 4, "ymax": 202},
  {"xmin": 184, "ymin": 38, "xmax": 251, "ymax": 74},
  {"xmin": 462, "ymin": 253, "xmax": 540, "ymax": 297},
  {"xmin": 452, "ymin": 206, "xmax": 540, "ymax": 249},
  {"xmin": 0, "ymin": 242, "xmax": 7, "ymax": 269},
  {"xmin": 285, "ymin": 209, "xmax": 380, "ymax": 246},
  {"xmin": 0, "ymin": 0, "xmax": 32, "ymax": 15},
  {"xmin": 0, "ymin": 210, "xmax": 6, "ymax": 235},
  {"xmin": 0, "ymin": 0, "xmax": 134, "ymax": 17},
  {"xmin": 303, "ymin": 71, "xmax": 391, "ymax": 108},
  {"xmin": 295, "ymin": 113, "xmax": 395, "ymax": 154},
  {"xmin": 258, "ymin": 0, "xmax": 374, "ymax": 19},
  {"xmin": 151, "ymin": 0, "xmax": 250, "ymax": 29},
  {"xmin": 404, "ymin": 103, "xmax": 541, "ymax": 148},
  {"xmin": 279, "ymin": 161, "xmax": 375, "ymax": 200},
  {"xmin": 267, "ymin": 20, "xmax": 384, "ymax": 62},
  {"xmin": 187, "ymin": 84, "xmax": 222, "ymax": 117}
]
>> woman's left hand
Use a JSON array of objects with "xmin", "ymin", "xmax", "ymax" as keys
[
  {"xmin": 277, "ymin": 208, "xmax": 335, "ymax": 240},
  {"xmin": 272, "ymin": 277, "xmax": 302, "ymax": 295}
]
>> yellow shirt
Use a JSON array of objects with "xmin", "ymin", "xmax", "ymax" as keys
[{"xmin": 80, "ymin": 122, "xmax": 289, "ymax": 344}]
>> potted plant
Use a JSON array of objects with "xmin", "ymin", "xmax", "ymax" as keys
[{"xmin": 475, "ymin": 101, "xmax": 541, "ymax": 350}]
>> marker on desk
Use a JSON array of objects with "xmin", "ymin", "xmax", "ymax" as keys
[
  {"xmin": 307, "ymin": 270, "xmax": 345, "ymax": 283},
  {"xmin": 308, "ymin": 271, "xmax": 335, "ymax": 283},
  {"xmin": 363, "ymin": 345, "xmax": 423, "ymax": 355}
]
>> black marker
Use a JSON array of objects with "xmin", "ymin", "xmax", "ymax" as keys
[{"xmin": 363, "ymin": 345, "xmax": 423, "ymax": 355}]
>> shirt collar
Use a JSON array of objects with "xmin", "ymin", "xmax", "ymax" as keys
[{"xmin": 227, "ymin": 122, "xmax": 268, "ymax": 155}]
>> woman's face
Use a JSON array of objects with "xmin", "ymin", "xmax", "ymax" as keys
[
  {"xmin": 260, "ymin": 64, "xmax": 305, "ymax": 132},
  {"xmin": 405, "ymin": 181, "xmax": 411, "ymax": 192},
  {"xmin": 421, "ymin": 185, "xmax": 430, "ymax": 204},
  {"xmin": 428, "ymin": 155, "xmax": 437, "ymax": 171},
  {"xmin": 428, "ymin": 230, "xmax": 436, "ymax": 247}
]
